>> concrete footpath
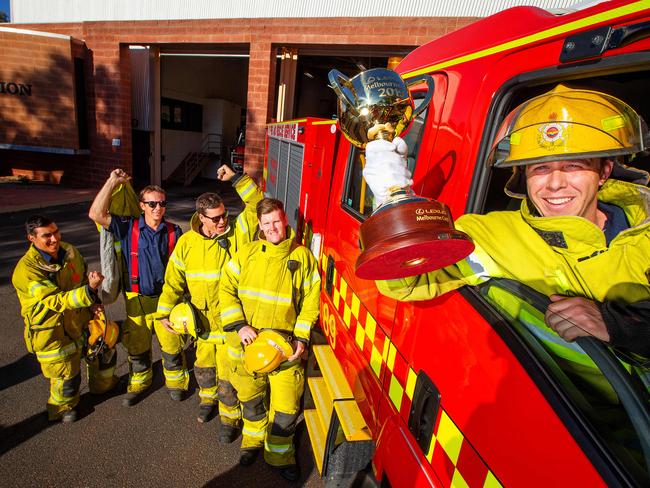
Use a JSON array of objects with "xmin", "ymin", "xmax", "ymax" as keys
[
  {"xmin": 0, "ymin": 177, "xmax": 322, "ymax": 487},
  {"xmin": 0, "ymin": 181, "xmax": 97, "ymax": 214},
  {"xmin": 0, "ymin": 177, "xmax": 240, "ymax": 215}
]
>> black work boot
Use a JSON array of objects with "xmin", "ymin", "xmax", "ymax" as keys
[
  {"xmin": 61, "ymin": 409, "xmax": 78, "ymax": 423},
  {"xmin": 169, "ymin": 389, "xmax": 184, "ymax": 402},
  {"xmin": 278, "ymin": 464, "xmax": 300, "ymax": 482},
  {"xmin": 197, "ymin": 404, "xmax": 215, "ymax": 423},
  {"xmin": 122, "ymin": 392, "xmax": 142, "ymax": 407},
  {"xmin": 219, "ymin": 423, "xmax": 241, "ymax": 444},
  {"xmin": 239, "ymin": 448, "xmax": 260, "ymax": 467}
]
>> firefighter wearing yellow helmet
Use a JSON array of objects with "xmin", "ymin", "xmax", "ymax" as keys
[
  {"xmin": 488, "ymin": 84, "xmax": 649, "ymax": 197},
  {"xmin": 156, "ymin": 165, "xmax": 263, "ymax": 436},
  {"xmin": 12, "ymin": 215, "xmax": 119, "ymax": 422},
  {"xmin": 376, "ymin": 84, "xmax": 650, "ymax": 394},
  {"xmin": 219, "ymin": 198, "xmax": 321, "ymax": 482}
]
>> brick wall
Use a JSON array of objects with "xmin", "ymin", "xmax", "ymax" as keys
[
  {"xmin": 0, "ymin": 29, "xmax": 78, "ymax": 149},
  {"xmin": 11, "ymin": 16, "xmax": 475, "ymax": 186}
]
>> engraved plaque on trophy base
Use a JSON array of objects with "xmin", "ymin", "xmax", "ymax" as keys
[{"xmin": 355, "ymin": 199, "xmax": 475, "ymax": 280}]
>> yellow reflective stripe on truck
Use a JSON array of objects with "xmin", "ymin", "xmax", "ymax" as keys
[
  {"xmin": 323, "ymin": 255, "xmax": 502, "ymax": 487},
  {"xmin": 402, "ymin": 0, "xmax": 650, "ymax": 79}
]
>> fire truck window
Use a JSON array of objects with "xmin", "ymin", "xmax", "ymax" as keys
[
  {"xmin": 343, "ymin": 101, "xmax": 429, "ymax": 219},
  {"xmin": 477, "ymin": 279, "xmax": 650, "ymax": 483},
  {"xmin": 479, "ymin": 73, "xmax": 650, "ymax": 214}
]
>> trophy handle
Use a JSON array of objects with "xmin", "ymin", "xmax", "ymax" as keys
[
  {"xmin": 405, "ymin": 74, "xmax": 435, "ymax": 118},
  {"xmin": 328, "ymin": 69, "xmax": 358, "ymax": 111}
]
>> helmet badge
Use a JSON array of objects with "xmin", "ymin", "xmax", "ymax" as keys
[{"xmin": 538, "ymin": 122, "xmax": 566, "ymax": 150}]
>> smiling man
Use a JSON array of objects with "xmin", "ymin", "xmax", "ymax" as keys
[
  {"xmin": 12, "ymin": 216, "xmax": 117, "ymax": 422},
  {"xmin": 154, "ymin": 165, "xmax": 263, "ymax": 432},
  {"xmin": 219, "ymin": 198, "xmax": 321, "ymax": 481},
  {"xmin": 376, "ymin": 85, "xmax": 650, "ymax": 358},
  {"xmin": 89, "ymin": 169, "xmax": 183, "ymax": 406}
]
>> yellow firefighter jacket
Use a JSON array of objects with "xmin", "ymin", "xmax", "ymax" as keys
[
  {"xmin": 155, "ymin": 175, "xmax": 262, "ymax": 341},
  {"xmin": 12, "ymin": 242, "xmax": 94, "ymax": 360},
  {"xmin": 219, "ymin": 227, "xmax": 321, "ymax": 344},
  {"xmin": 377, "ymin": 178, "xmax": 650, "ymax": 304},
  {"xmin": 377, "ymin": 178, "xmax": 650, "ymax": 403}
]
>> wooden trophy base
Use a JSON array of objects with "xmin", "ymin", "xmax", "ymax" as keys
[{"xmin": 355, "ymin": 199, "xmax": 474, "ymax": 280}]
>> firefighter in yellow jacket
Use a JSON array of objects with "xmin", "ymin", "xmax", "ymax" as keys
[
  {"xmin": 156, "ymin": 166, "xmax": 262, "ymax": 434},
  {"xmin": 219, "ymin": 198, "xmax": 321, "ymax": 482},
  {"xmin": 12, "ymin": 215, "xmax": 118, "ymax": 422},
  {"xmin": 376, "ymin": 86, "xmax": 650, "ymax": 374}
]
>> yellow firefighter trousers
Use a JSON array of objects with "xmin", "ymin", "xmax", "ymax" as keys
[
  {"xmin": 40, "ymin": 348, "xmax": 82, "ymax": 420},
  {"xmin": 195, "ymin": 340, "xmax": 242, "ymax": 425},
  {"xmin": 40, "ymin": 344, "xmax": 118, "ymax": 420},
  {"xmin": 230, "ymin": 346, "xmax": 305, "ymax": 467},
  {"xmin": 153, "ymin": 318, "xmax": 190, "ymax": 392},
  {"xmin": 123, "ymin": 292, "xmax": 158, "ymax": 393}
]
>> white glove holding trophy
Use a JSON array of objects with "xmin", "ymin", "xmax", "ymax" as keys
[{"xmin": 363, "ymin": 136, "xmax": 412, "ymax": 208}]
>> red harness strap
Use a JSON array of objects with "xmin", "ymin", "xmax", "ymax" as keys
[{"xmin": 129, "ymin": 221, "xmax": 176, "ymax": 294}]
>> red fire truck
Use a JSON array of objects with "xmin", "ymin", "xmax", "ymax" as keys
[{"xmin": 264, "ymin": 1, "xmax": 650, "ymax": 486}]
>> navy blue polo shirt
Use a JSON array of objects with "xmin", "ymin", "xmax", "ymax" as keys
[
  {"xmin": 599, "ymin": 201, "xmax": 629, "ymax": 245},
  {"xmin": 109, "ymin": 215, "xmax": 182, "ymax": 297}
]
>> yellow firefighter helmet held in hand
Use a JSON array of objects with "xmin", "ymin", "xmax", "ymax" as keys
[
  {"xmin": 168, "ymin": 302, "xmax": 202, "ymax": 339},
  {"xmin": 87, "ymin": 312, "xmax": 120, "ymax": 360},
  {"xmin": 244, "ymin": 329, "xmax": 295, "ymax": 374}
]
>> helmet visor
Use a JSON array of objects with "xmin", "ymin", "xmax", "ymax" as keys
[{"xmin": 488, "ymin": 87, "xmax": 649, "ymax": 168}]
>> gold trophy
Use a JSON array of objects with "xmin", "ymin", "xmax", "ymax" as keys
[{"xmin": 329, "ymin": 68, "xmax": 474, "ymax": 280}]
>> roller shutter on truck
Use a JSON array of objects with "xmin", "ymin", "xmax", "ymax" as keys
[{"xmin": 265, "ymin": 134, "xmax": 304, "ymax": 230}]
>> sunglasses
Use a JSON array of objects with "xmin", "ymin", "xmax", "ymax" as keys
[
  {"xmin": 201, "ymin": 210, "xmax": 229, "ymax": 223},
  {"xmin": 142, "ymin": 200, "xmax": 167, "ymax": 208}
]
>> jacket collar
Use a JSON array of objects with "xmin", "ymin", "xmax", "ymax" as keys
[
  {"xmin": 36, "ymin": 246, "xmax": 65, "ymax": 265},
  {"xmin": 138, "ymin": 215, "xmax": 168, "ymax": 232},
  {"xmin": 257, "ymin": 226, "xmax": 297, "ymax": 258},
  {"xmin": 189, "ymin": 212, "xmax": 232, "ymax": 239},
  {"xmin": 29, "ymin": 242, "xmax": 75, "ymax": 273},
  {"xmin": 520, "ymin": 179, "xmax": 650, "ymax": 250}
]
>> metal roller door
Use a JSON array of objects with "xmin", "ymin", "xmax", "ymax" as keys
[{"xmin": 265, "ymin": 136, "xmax": 304, "ymax": 229}]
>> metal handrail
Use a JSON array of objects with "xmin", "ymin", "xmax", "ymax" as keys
[{"xmin": 183, "ymin": 133, "xmax": 222, "ymax": 184}]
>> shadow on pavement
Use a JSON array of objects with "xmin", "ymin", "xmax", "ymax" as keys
[
  {"xmin": 201, "ymin": 420, "xmax": 317, "ymax": 487},
  {"xmin": 0, "ymin": 411, "xmax": 52, "ymax": 456},
  {"xmin": 0, "ymin": 354, "xmax": 41, "ymax": 391}
]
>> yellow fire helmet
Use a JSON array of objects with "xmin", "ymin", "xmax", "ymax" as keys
[
  {"xmin": 168, "ymin": 302, "xmax": 201, "ymax": 339},
  {"xmin": 488, "ymin": 85, "xmax": 648, "ymax": 168},
  {"xmin": 87, "ymin": 312, "xmax": 120, "ymax": 360},
  {"xmin": 244, "ymin": 329, "xmax": 295, "ymax": 374}
]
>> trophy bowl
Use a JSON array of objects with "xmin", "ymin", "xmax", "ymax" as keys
[
  {"xmin": 329, "ymin": 68, "xmax": 474, "ymax": 280},
  {"xmin": 330, "ymin": 68, "xmax": 416, "ymax": 148}
]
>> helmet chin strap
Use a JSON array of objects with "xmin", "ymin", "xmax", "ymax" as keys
[{"xmin": 526, "ymin": 197, "xmax": 542, "ymax": 217}]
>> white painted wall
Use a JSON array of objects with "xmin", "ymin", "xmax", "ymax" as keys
[
  {"xmin": 161, "ymin": 129, "xmax": 202, "ymax": 180},
  {"xmin": 161, "ymin": 89, "xmax": 242, "ymax": 181},
  {"xmin": 200, "ymin": 98, "xmax": 242, "ymax": 178}
]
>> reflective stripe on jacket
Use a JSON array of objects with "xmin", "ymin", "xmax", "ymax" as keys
[
  {"xmin": 219, "ymin": 227, "xmax": 321, "ymax": 343},
  {"xmin": 12, "ymin": 242, "xmax": 94, "ymax": 355},
  {"xmin": 156, "ymin": 175, "xmax": 262, "ymax": 338},
  {"xmin": 378, "ymin": 178, "xmax": 650, "ymax": 304}
]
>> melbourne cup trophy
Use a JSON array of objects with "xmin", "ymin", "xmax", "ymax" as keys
[{"xmin": 328, "ymin": 68, "xmax": 474, "ymax": 280}]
